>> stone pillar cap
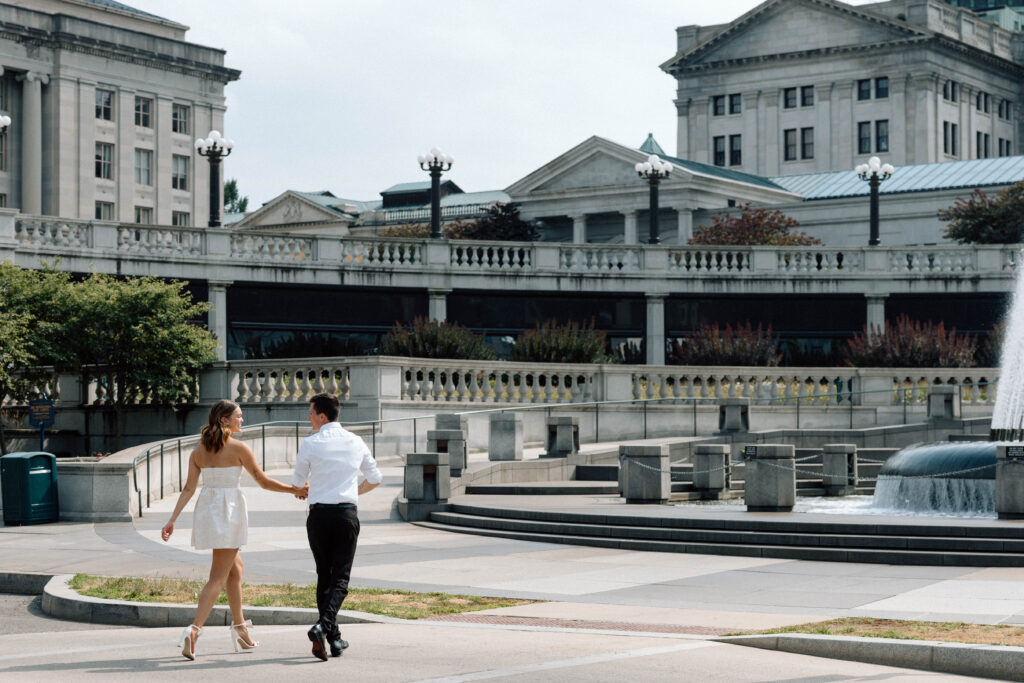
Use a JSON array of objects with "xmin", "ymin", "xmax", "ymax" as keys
[
  {"xmin": 619, "ymin": 444, "xmax": 668, "ymax": 456},
  {"xmin": 406, "ymin": 452, "xmax": 449, "ymax": 466},
  {"xmin": 547, "ymin": 416, "xmax": 579, "ymax": 425},
  {"xmin": 427, "ymin": 429, "xmax": 465, "ymax": 439}
]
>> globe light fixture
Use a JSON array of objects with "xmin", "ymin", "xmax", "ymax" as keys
[
  {"xmin": 195, "ymin": 130, "xmax": 235, "ymax": 227},
  {"xmin": 855, "ymin": 156, "xmax": 894, "ymax": 247},
  {"xmin": 419, "ymin": 147, "xmax": 454, "ymax": 239},
  {"xmin": 635, "ymin": 154, "xmax": 672, "ymax": 244}
]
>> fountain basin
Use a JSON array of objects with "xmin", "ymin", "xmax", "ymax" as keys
[{"xmin": 873, "ymin": 442, "xmax": 996, "ymax": 516}]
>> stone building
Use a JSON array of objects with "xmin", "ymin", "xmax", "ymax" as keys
[
  {"xmin": 0, "ymin": 0, "xmax": 238, "ymax": 224},
  {"xmin": 663, "ymin": 0, "xmax": 1024, "ymax": 176}
]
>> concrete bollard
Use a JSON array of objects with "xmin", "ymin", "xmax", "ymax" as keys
[
  {"xmin": 426, "ymin": 429, "xmax": 467, "ymax": 478},
  {"xmin": 717, "ymin": 398, "xmax": 749, "ymax": 433},
  {"xmin": 398, "ymin": 452, "xmax": 451, "ymax": 522},
  {"xmin": 742, "ymin": 444, "xmax": 795, "ymax": 512},
  {"xmin": 692, "ymin": 444, "xmax": 731, "ymax": 500},
  {"xmin": 488, "ymin": 413, "xmax": 523, "ymax": 461},
  {"xmin": 822, "ymin": 443, "xmax": 857, "ymax": 496},
  {"xmin": 543, "ymin": 416, "xmax": 579, "ymax": 458},
  {"xmin": 619, "ymin": 444, "xmax": 670, "ymax": 503},
  {"xmin": 927, "ymin": 386, "xmax": 961, "ymax": 420},
  {"xmin": 996, "ymin": 444, "xmax": 1024, "ymax": 520},
  {"xmin": 435, "ymin": 413, "xmax": 468, "ymax": 432}
]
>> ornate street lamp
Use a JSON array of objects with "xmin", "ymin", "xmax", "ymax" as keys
[
  {"xmin": 855, "ymin": 156, "xmax": 894, "ymax": 247},
  {"xmin": 0, "ymin": 114, "xmax": 11, "ymax": 134},
  {"xmin": 418, "ymin": 147, "xmax": 453, "ymax": 239},
  {"xmin": 195, "ymin": 130, "xmax": 234, "ymax": 228},
  {"xmin": 635, "ymin": 154, "xmax": 672, "ymax": 244}
]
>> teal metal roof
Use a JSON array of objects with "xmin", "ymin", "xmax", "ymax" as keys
[
  {"xmin": 639, "ymin": 133, "xmax": 665, "ymax": 156},
  {"xmin": 382, "ymin": 181, "xmax": 431, "ymax": 193},
  {"xmin": 770, "ymin": 156, "xmax": 1024, "ymax": 200},
  {"xmin": 664, "ymin": 154, "xmax": 792, "ymax": 193},
  {"xmin": 295, "ymin": 191, "xmax": 366, "ymax": 213}
]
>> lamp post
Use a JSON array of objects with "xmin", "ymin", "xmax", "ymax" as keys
[
  {"xmin": 0, "ymin": 114, "xmax": 10, "ymax": 134},
  {"xmin": 418, "ymin": 147, "xmax": 453, "ymax": 239},
  {"xmin": 855, "ymin": 156, "xmax": 894, "ymax": 247},
  {"xmin": 195, "ymin": 130, "xmax": 234, "ymax": 228},
  {"xmin": 635, "ymin": 154, "xmax": 672, "ymax": 244}
]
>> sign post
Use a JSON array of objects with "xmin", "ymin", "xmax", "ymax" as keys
[{"xmin": 27, "ymin": 397, "xmax": 55, "ymax": 451}]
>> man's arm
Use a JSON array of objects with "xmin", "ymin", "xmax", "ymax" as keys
[{"xmin": 357, "ymin": 479, "xmax": 380, "ymax": 496}]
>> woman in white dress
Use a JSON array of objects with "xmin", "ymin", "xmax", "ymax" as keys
[{"xmin": 161, "ymin": 400, "xmax": 307, "ymax": 660}]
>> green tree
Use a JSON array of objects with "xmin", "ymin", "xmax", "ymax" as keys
[
  {"xmin": 66, "ymin": 274, "xmax": 218, "ymax": 448},
  {"xmin": 938, "ymin": 183, "xmax": 1024, "ymax": 244},
  {"xmin": 224, "ymin": 178, "xmax": 249, "ymax": 214},
  {"xmin": 0, "ymin": 264, "xmax": 74, "ymax": 454},
  {"xmin": 448, "ymin": 203, "xmax": 538, "ymax": 241},
  {"xmin": 689, "ymin": 203, "xmax": 821, "ymax": 246}
]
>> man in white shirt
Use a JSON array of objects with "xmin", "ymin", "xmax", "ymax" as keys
[{"xmin": 292, "ymin": 392, "xmax": 382, "ymax": 661}]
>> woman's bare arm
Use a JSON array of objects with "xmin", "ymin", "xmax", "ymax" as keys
[
  {"xmin": 237, "ymin": 442, "xmax": 306, "ymax": 496},
  {"xmin": 161, "ymin": 451, "xmax": 201, "ymax": 541}
]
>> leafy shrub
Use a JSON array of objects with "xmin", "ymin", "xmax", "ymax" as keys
[
  {"xmin": 689, "ymin": 203, "xmax": 821, "ymax": 246},
  {"xmin": 668, "ymin": 322, "xmax": 781, "ymax": 366},
  {"xmin": 842, "ymin": 314, "xmax": 977, "ymax": 368},
  {"xmin": 977, "ymin": 322, "xmax": 1004, "ymax": 367},
  {"xmin": 379, "ymin": 317, "xmax": 496, "ymax": 360},
  {"xmin": 939, "ymin": 183, "xmax": 1024, "ymax": 244},
  {"xmin": 376, "ymin": 204, "xmax": 536, "ymax": 242},
  {"xmin": 509, "ymin": 319, "xmax": 609, "ymax": 364}
]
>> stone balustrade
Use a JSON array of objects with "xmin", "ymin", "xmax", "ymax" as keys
[{"xmin": 3, "ymin": 213, "xmax": 1017, "ymax": 296}]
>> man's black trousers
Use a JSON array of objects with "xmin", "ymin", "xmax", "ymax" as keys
[{"xmin": 306, "ymin": 506, "xmax": 360, "ymax": 638}]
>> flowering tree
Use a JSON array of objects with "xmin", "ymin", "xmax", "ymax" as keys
[
  {"xmin": 938, "ymin": 182, "xmax": 1024, "ymax": 244},
  {"xmin": 689, "ymin": 203, "xmax": 821, "ymax": 246}
]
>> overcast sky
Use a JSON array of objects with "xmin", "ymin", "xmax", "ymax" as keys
[{"xmin": 126, "ymin": 0, "xmax": 876, "ymax": 208}]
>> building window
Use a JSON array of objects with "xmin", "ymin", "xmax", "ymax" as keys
[
  {"xmin": 943, "ymin": 121, "xmax": 951, "ymax": 155},
  {"xmin": 977, "ymin": 132, "xmax": 990, "ymax": 158},
  {"xmin": 857, "ymin": 79, "xmax": 871, "ymax": 100},
  {"xmin": 783, "ymin": 87, "xmax": 797, "ymax": 109},
  {"xmin": 172, "ymin": 154, "xmax": 189, "ymax": 190},
  {"xmin": 0, "ymin": 194, "xmax": 7, "ymax": 208},
  {"xmin": 857, "ymin": 121, "xmax": 871, "ymax": 154},
  {"xmin": 95, "ymin": 142, "xmax": 114, "ymax": 179},
  {"xmin": 134, "ymin": 96, "xmax": 152, "ymax": 127},
  {"xmin": 95, "ymin": 201, "xmax": 114, "ymax": 220},
  {"xmin": 95, "ymin": 89, "xmax": 114, "ymax": 120},
  {"xmin": 172, "ymin": 103, "xmax": 190, "ymax": 134},
  {"xmin": 729, "ymin": 134, "xmax": 742, "ymax": 166},
  {"xmin": 801, "ymin": 127, "xmax": 814, "ymax": 159},
  {"xmin": 943, "ymin": 80, "xmax": 959, "ymax": 102},
  {"xmin": 874, "ymin": 77, "xmax": 889, "ymax": 99},
  {"xmin": 134, "ymin": 206, "xmax": 153, "ymax": 224},
  {"xmin": 729, "ymin": 93, "xmax": 741, "ymax": 115},
  {"xmin": 976, "ymin": 92, "xmax": 990, "ymax": 113},
  {"xmin": 784, "ymin": 128, "xmax": 797, "ymax": 161},
  {"xmin": 0, "ymin": 80, "xmax": 7, "ymax": 113},
  {"xmin": 1001, "ymin": 139, "xmax": 1012, "ymax": 156},
  {"xmin": 712, "ymin": 96, "xmax": 725, "ymax": 116},
  {"xmin": 713, "ymin": 136, "xmax": 725, "ymax": 166},
  {"xmin": 134, "ymin": 148, "xmax": 153, "ymax": 185},
  {"xmin": 999, "ymin": 99, "xmax": 1012, "ymax": 120},
  {"xmin": 951, "ymin": 123, "xmax": 958, "ymax": 155},
  {"xmin": 172, "ymin": 211, "xmax": 191, "ymax": 226},
  {"xmin": 875, "ymin": 120, "xmax": 889, "ymax": 153},
  {"xmin": 0, "ymin": 131, "xmax": 6, "ymax": 172},
  {"xmin": 801, "ymin": 85, "xmax": 814, "ymax": 107}
]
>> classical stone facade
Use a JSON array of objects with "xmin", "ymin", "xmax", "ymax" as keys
[
  {"xmin": 0, "ymin": 0, "xmax": 238, "ymax": 224},
  {"xmin": 663, "ymin": 0, "xmax": 1024, "ymax": 176}
]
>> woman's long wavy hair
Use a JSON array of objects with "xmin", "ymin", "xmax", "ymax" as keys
[{"xmin": 200, "ymin": 400, "xmax": 239, "ymax": 453}]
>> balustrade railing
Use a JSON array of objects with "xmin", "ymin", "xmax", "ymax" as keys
[
  {"xmin": 398, "ymin": 360, "xmax": 598, "ymax": 404},
  {"xmin": 561, "ymin": 246, "xmax": 642, "ymax": 272},
  {"xmin": 226, "ymin": 360, "xmax": 352, "ymax": 403},
  {"xmin": 632, "ymin": 369, "xmax": 858, "ymax": 405},
  {"xmin": 118, "ymin": 225, "xmax": 204, "ymax": 257},
  {"xmin": 341, "ymin": 238, "xmax": 421, "ymax": 266},
  {"xmin": 451, "ymin": 243, "xmax": 532, "ymax": 270},
  {"xmin": 15, "ymin": 217, "xmax": 91, "ymax": 248},
  {"xmin": 230, "ymin": 233, "xmax": 312, "ymax": 261}
]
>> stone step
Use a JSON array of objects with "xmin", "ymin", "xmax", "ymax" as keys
[
  {"xmin": 463, "ymin": 481, "xmax": 619, "ymax": 495},
  {"xmin": 573, "ymin": 464, "xmax": 619, "ymax": 482},
  {"xmin": 423, "ymin": 504, "xmax": 1024, "ymax": 565}
]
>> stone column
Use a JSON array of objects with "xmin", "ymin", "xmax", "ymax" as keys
[
  {"xmin": 674, "ymin": 208, "xmax": 693, "ymax": 244},
  {"xmin": 571, "ymin": 214, "xmax": 586, "ymax": 243},
  {"xmin": 693, "ymin": 444, "xmax": 731, "ymax": 500},
  {"xmin": 619, "ymin": 444, "xmax": 670, "ymax": 503},
  {"xmin": 815, "ymin": 82, "xmax": 833, "ymax": 170},
  {"xmin": 742, "ymin": 91, "xmax": 761, "ymax": 173},
  {"xmin": 645, "ymin": 293, "xmax": 666, "ymax": 365},
  {"xmin": 742, "ymin": 443, "xmax": 796, "ymax": 512},
  {"xmin": 397, "ymin": 452, "xmax": 450, "ymax": 522},
  {"xmin": 890, "ymin": 75, "xmax": 907, "ymax": 167},
  {"xmin": 622, "ymin": 210, "xmax": 638, "ymax": 244},
  {"xmin": 18, "ymin": 71, "xmax": 48, "ymax": 215},
  {"xmin": 692, "ymin": 96, "xmax": 709, "ymax": 163},
  {"xmin": 675, "ymin": 98, "xmax": 690, "ymax": 159},
  {"xmin": 833, "ymin": 81, "xmax": 853, "ymax": 171},
  {"xmin": 207, "ymin": 280, "xmax": 231, "ymax": 361},
  {"xmin": 909, "ymin": 72, "xmax": 938, "ymax": 164},
  {"xmin": 428, "ymin": 288, "xmax": 450, "ymax": 322},
  {"xmin": 488, "ymin": 413, "xmax": 522, "ymax": 461},
  {"xmin": 822, "ymin": 443, "xmax": 857, "ymax": 496},
  {"xmin": 865, "ymin": 294, "xmax": 887, "ymax": 332}
]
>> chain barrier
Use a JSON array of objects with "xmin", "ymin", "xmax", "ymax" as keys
[{"xmin": 618, "ymin": 455, "xmax": 731, "ymax": 477}]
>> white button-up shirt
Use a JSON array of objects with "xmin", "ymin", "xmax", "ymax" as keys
[{"xmin": 292, "ymin": 422, "xmax": 383, "ymax": 505}]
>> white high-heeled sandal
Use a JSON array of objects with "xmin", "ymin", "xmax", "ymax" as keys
[
  {"xmin": 177, "ymin": 624, "xmax": 201, "ymax": 660},
  {"xmin": 231, "ymin": 619, "xmax": 259, "ymax": 652}
]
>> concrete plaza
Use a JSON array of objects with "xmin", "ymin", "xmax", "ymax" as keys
[{"xmin": 1, "ymin": 456, "xmax": 1022, "ymax": 680}]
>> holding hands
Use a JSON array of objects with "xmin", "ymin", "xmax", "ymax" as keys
[{"xmin": 294, "ymin": 484, "xmax": 309, "ymax": 501}]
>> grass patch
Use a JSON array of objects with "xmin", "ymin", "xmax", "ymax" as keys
[
  {"xmin": 734, "ymin": 617, "xmax": 1024, "ymax": 647},
  {"xmin": 68, "ymin": 574, "xmax": 537, "ymax": 620}
]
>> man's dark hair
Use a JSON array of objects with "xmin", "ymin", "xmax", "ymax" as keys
[{"xmin": 310, "ymin": 393, "xmax": 340, "ymax": 422}]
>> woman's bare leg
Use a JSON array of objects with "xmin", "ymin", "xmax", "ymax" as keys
[
  {"xmin": 192, "ymin": 548, "xmax": 239, "ymax": 632},
  {"xmin": 226, "ymin": 553, "xmax": 245, "ymax": 624}
]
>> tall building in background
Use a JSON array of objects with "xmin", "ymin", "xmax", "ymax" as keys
[
  {"xmin": 663, "ymin": 0, "xmax": 1024, "ymax": 177},
  {"xmin": 0, "ymin": 0, "xmax": 239, "ymax": 224}
]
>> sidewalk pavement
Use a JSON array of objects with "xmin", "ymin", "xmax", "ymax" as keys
[{"xmin": 2, "ymin": 453, "xmax": 1024, "ymax": 680}]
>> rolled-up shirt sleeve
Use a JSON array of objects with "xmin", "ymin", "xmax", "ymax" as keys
[
  {"xmin": 359, "ymin": 442, "xmax": 383, "ymax": 485},
  {"xmin": 292, "ymin": 441, "xmax": 312, "ymax": 488}
]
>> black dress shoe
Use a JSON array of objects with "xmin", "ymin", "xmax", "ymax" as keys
[
  {"xmin": 307, "ymin": 623, "xmax": 328, "ymax": 662},
  {"xmin": 329, "ymin": 636, "xmax": 349, "ymax": 657}
]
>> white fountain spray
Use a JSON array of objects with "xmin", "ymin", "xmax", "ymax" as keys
[{"xmin": 991, "ymin": 249, "xmax": 1024, "ymax": 440}]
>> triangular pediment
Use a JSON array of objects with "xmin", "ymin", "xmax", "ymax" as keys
[
  {"xmin": 232, "ymin": 191, "xmax": 354, "ymax": 230},
  {"xmin": 666, "ymin": 0, "xmax": 926, "ymax": 69},
  {"xmin": 506, "ymin": 136, "xmax": 694, "ymax": 196}
]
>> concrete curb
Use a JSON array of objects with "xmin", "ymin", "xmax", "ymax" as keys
[
  {"xmin": 0, "ymin": 571, "xmax": 53, "ymax": 595},
  {"xmin": 716, "ymin": 634, "xmax": 1024, "ymax": 682},
  {"xmin": 40, "ymin": 575, "xmax": 396, "ymax": 628}
]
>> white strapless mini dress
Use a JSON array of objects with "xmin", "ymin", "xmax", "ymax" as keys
[{"xmin": 191, "ymin": 466, "xmax": 248, "ymax": 550}]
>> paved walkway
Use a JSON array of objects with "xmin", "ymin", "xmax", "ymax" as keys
[{"xmin": 1, "ymin": 453, "xmax": 1023, "ymax": 680}]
